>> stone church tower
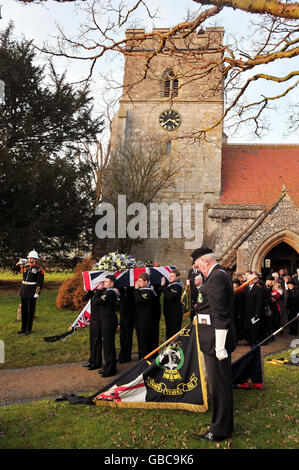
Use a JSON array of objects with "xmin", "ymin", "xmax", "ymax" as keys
[
  {"xmin": 108, "ymin": 27, "xmax": 299, "ymax": 278},
  {"xmin": 110, "ymin": 27, "xmax": 225, "ymax": 274}
]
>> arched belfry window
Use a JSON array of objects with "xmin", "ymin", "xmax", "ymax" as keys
[{"xmin": 162, "ymin": 70, "xmax": 179, "ymax": 98}]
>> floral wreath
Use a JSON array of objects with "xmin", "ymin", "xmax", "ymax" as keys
[{"xmin": 92, "ymin": 252, "xmax": 159, "ymax": 272}]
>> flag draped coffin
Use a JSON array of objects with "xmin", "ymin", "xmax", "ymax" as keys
[
  {"xmin": 44, "ymin": 267, "xmax": 175, "ymax": 342},
  {"xmin": 82, "ymin": 266, "xmax": 175, "ymax": 291},
  {"xmin": 93, "ymin": 321, "xmax": 208, "ymax": 412}
]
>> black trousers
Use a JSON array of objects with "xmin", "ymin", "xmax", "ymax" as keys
[
  {"xmin": 204, "ymin": 353, "xmax": 234, "ymax": 438},
  {"xmin": 118, "ymin": 310, "xmax": 135, "ymax": 363},
  {"xmin": 152, "ymin": 307, "xmax": 161, "ymax": 351},
  {"xmin": 164, "ymin": 310, "xmax": 183, "ymax": 341},
  {"xmin": 101, "ymin": 314, "xmax": 118, "ymax": 375},
  {"xmin": 90, "ymin": 312, "xmax": 118, "ymax": 374},
  {"xmin": 244, "ymin": 328, "xmax": 259, "ymax": 348},
  {"xmin": 21, "ymin": 298, "xmax": 36, "ymax": 332},
  {"xmin": 89, "ymin": 311, "xmax": 103, "ymax": 368},
  {"xmin": 135, "ymin": 312, "xmax": 154, "ymax": 360}
]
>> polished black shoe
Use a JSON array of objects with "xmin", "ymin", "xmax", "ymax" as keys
[
  {"xmin": 82, "ymin": 362, "xmax": 91, "ymax": 368},
  {"xmin": 101, "ymin": 372, "xmax": 116, "ymax": 378},
  {"xmin": 17, "ymin": 330, "xmax": 25, "ymax": 335},
  {"xmin": 87, "ymin": 366, "xmax": 99, "ymax": 370},
  {"xmin": 25, "ymin": 331, "xmax": 32, "ymax": 336},
  {"xmin": 98, "ymin": 369, "xmax": 116, "ymax": 377},
  {"xmin": 197, "ymin": 431, "xmax": 229, "ymax": 442}
]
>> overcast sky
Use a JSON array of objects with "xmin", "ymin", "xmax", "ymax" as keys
[{"xmin": 2, "ymin": 0, "xmax": 299, "ymax": 144}]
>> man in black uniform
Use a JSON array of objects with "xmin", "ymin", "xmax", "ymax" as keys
[
  {"xmin": 82, "ymin": 287, "xmax": 104, "ymax": 370},
  {"xmin": 191, "ymin": 247, "xmax": 237, "ymax": 442},
  {"xmin": 94, "ymin": 275, "xmax": 119, "ymax": 377},
  {"xmin": 161, "ymin": 269, "xmax": 183, "ymax": 340},
  {"xmin": 117, "ymin": 286, "xmax": 135, "ymax": 364},
  {"xmin": 151, "ymin": 284, "xmax": 162, "ymax": 350},
  {"xmin": 16, "ymin": 250, "xmax": 44, "ymax": 336},
  {"xmin": 134, "ymin": 272, "xmax": 156, "ymax": 360}
]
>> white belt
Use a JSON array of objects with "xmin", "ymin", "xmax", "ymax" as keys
[{"xmin": 22, "ymin": 281, "xmax": 37, "ymax": 285}]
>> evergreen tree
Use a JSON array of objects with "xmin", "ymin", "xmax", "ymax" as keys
[{"xmin": 0, "ymin": 25, "xmax": 103, "ymax": 266}]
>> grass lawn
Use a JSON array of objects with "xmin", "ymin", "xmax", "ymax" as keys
[
  {"xmin": 0, "ymin": 289, "xmax": 91, "ymax": 368},
  {"xmin": 0, "ymin": 269, "xmax": 73, "ymax": 283},
  {"xmin": 0, "ymin": 281, "xmax": 298, "ymax": 450}
]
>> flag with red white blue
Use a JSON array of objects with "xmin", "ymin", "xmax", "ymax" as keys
[{"xmin": 82, "ymin": 266, "xmax": 175, "ymax": 291}]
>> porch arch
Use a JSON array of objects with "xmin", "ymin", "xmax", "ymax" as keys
[{"xmin": 250, "ymin": 229, "xmax": 299, "ymax": 273}]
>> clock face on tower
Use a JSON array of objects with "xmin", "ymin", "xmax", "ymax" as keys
[{"xmin": 159, "ymin": 109, "xmax": 181, "ymax": 131}]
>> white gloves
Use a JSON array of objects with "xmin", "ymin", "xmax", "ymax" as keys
[
  {"xmin": 34, "ymin": 294, "xmax": 39, "ymax": 299},
  {"xmin": 215, "ymin": 329, "xmax": 228, "ymax": 361}
]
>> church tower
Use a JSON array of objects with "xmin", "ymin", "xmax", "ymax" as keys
[{"xmin": 110, "ymin": 27, "xmax": 225, "ymax": 273}]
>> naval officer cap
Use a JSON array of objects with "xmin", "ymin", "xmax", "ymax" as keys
[{"xmin": 190, "ymin": 247, "xmax": 213, "ymax": 263}]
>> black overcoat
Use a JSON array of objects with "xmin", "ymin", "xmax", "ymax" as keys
[
  {"xmin": 195, "ymin": 264, "xmax": 237, "ymax": 355},
  {"xmin": 243, "ymin": 283, "xmax": 265, "ymax": 331}
]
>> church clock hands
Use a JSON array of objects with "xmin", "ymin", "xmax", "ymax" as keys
[{"xmin": 159, "ymin": 109, "xmax": 181, "ymax": 131}]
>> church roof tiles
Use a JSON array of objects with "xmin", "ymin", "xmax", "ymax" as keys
[{"xmin": 220, "ymin": 144, "xmax": 299, "ymax": 208}]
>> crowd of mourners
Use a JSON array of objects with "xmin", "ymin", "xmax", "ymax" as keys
[
  {"xmin": 232, "ymin": 268, "xmax": 299, "ymax": 347},
  {"xmin": 189, "ymin": 266, "xmax": 299, "ymax": 349}
]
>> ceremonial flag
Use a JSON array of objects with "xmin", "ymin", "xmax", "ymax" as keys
[
  {"xmin": 71, "ymin": 300, "xmax": 91, "ymax": 329},
  {"xmin": 82, "ymin": 266, "xmax": 175, "ymax": 291},
  {"xmin": 44, "ymin": 301, "xmax": 92, "ymax": 342},
  {"xmin": 57, "ymin": 321, "xmax": 209, "ymax": 412},
  {"xmin": 231, "ymin": 346, "xmax": 264, "ymax": 389}
]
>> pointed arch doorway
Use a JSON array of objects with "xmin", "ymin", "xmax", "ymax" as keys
[{"xmin": 251, "ymin": 230, "xmax": 299, "ymax": 277}]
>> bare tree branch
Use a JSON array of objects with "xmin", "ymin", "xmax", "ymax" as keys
[
  {"xmin": 193, "ymin": 0, "xmax": 299, "ymax": 20},
  {"xmin": 14, "ymin": 0, "xmax": 299, "ymax": 137}
]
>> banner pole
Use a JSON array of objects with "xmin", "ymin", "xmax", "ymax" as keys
[
  {"xmin": 144, "ymin": 325, "xmax": 190, "ymax": 360},
  {"xmin": 233, "ymin": 275, "xmax": 258, "ymax": 294},
  {"xmin": 257, "ymin": 313, "xmax": 299, "ymax": 347}
]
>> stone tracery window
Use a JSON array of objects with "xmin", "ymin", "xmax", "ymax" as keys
[{"xmin": 162, "ymin": 70, "xmax": 179, "ymax": 98}]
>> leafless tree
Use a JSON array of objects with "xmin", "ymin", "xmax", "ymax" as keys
[
  {"xmin": 100, "ymin": 135, "xmax": 182, "ymax": 252},
  {"xmin": 15, "ymin": 0, "xmax": 299, "ymax": 138}
]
